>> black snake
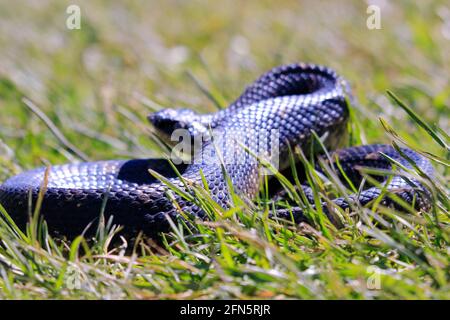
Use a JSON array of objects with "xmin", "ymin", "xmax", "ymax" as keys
[{"xmin": 0, "ymin": 64, "xmax": 434, "ymax": 237}]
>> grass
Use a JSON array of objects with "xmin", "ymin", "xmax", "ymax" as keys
[{"xmin": 0, "ymin": 0, "xmax": 449, "ymax": 299}]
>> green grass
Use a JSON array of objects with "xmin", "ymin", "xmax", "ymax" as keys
[{"xmin": 0, "ymin": 0, "xmax": 448, "ymax": 299}]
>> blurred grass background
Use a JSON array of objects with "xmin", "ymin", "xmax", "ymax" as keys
[{"xmin": 0, "ymin": 0, "xmax": 448, "ymax": 299}]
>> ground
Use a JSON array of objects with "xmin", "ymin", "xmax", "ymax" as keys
[{"xmin": 0, "ymin": 0, "xmax": 448, "ymax": 299}]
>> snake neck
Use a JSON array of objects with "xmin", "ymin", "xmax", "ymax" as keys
[{"xmin": 177, "ymin": 64, "xmax": 350, "ymax": 199}]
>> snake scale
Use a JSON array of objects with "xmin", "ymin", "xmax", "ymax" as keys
[{"xmin": 0, "ymin": 63, "xmax": 433, "ymax": 237}]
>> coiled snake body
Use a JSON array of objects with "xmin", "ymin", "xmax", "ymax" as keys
[{"xmin": 0, "ymin": 64, "xmax": 433, "ymax": 237}]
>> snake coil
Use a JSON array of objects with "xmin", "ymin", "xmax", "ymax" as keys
[{"xmin": 0, "ymin": 63, "xmax": 433, "ymax": 237}]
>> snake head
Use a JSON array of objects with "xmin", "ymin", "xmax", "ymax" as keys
[{"xmin": 148, "ymin": 108, "xmax": 211, "ymax": 140}]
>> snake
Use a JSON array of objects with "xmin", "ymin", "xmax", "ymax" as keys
[{"xmin": 0, "ymin": 63, "xmax": 434, "ymax": 237}]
